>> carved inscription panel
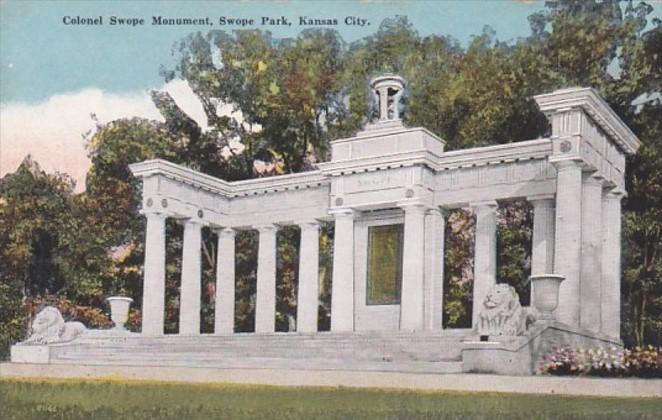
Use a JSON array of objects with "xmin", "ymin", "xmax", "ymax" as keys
[{"xmin": 344, "ymin": 169, "xmax": 408, "ymax": 194}]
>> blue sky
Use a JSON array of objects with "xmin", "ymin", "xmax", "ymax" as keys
[
  {"xmin": 0, "ymin": 0, "xmax": 552, "ymax": 104},
  {"xmin": 0, "ymin": 0, "xmax": 660, "ymax": 189}
]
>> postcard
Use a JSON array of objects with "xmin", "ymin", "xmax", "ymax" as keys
[{"xmin": 1, "ymin": 0, "xmax": 660, "ymax": 417}]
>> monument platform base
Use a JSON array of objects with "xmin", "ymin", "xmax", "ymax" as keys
[
  {"xmin": 8, "ymin": 324, "xmax": 621, "ymax": 376},
  {"xmin": 462, "ymin": 321, "xmax": 621, "ymax": 375},
  {"xmin": 10, "ymin": 330, "xmax": 470, "ymax": 374}
]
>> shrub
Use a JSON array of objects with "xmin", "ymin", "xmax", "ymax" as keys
[
  {"xmin": 541, "ymin": 345, "xmax": 661, "ymax": 378},
  {"xmin": 623, "ymin": 346, "xmax": 661, "ymax": 378}
]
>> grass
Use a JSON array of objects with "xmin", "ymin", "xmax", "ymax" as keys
[{"xmin": 1, "ymin": 378, "xmax": 660, "ymax": 419}]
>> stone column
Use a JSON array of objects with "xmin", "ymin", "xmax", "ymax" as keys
[
  {"xmin": 214, "ymin": 227, "xmax": 235, "ymax": 335},
  {"xmin": 330, "ymin": 209, "xmax": 356, "ymax": 332},
  {"xmin": 424, "ymin": 208, "xmax": 446, "ymax": 330},
  {"xmin": 471, "ymin": 201, "xmax": 498, "ymax": 326},
  {"xmin": 601, "ymin": 190, "xmax": 624, "ymax": 339},
  {"xmin": 297, "ymin": 221, "xmax": 320, "ymax": 333},
  {"xmin": 529, "ymin": 195, "xmax": 556, "ymax": 275},
  {"xmin": 142, "ymin": 213, "xmax": 167, "ymax": 335},
  {"xmin": 179, "ymin": 219, "xmax": 203, "ymax": 335},
  {"xmin": 553, "ymin": 161, "xmax": 583, "ymax": 327},
  {"xmin": 400, "ymin": 204, "xmax": 427, "ymax": 331},
  {"xmin": 581, "ymin": 174, "xmax": 604, "ymax": 332},
  {"xmin": 255, "ymin": 224, "xmax": 278, "ymax": 333},
  {"xmin": 378, "ymin": 88, "xmax": 388, "ymax": 121}
]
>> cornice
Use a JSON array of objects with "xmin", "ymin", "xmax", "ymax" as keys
[
  {"xmin": 132, "ymin": 139, "xmax": 553, "ymax": 197},
  {"xmin": 129, "ymin": 159, "xmax": 233, "ymax": 195},
  {"xmin": 433, "ymin": 138, "xmax": 552, "ymax": 170},
  {"xmin": 130, "ymin": 159, "xmax": 330, "ymax": 198},
  {"xmin": 534, "ymin": 87, "xmax": 641, "ymax": 155},
  {"xmin": 330, "ymin": 126, "xmax": 446, "ymax": 145}
]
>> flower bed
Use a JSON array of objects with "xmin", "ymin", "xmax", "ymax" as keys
[{"xmin": 540, "ymin": 345, "xmax": 661, "ymax": 378}]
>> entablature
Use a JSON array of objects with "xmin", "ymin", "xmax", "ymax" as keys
[{"xmin": 534, "ymin": 87, "xmax": 641, "ymax": 156}]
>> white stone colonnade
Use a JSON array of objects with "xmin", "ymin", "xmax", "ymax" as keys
[
  {"xmin": 132, "ymin": 84, "xmax": 639, "ymax": 340},
  {"xmin": 140, "ymin": 217, "xmax": 326, "ymax": 336},
  {"xmin": 138, "ymin": 188, "xmax": 613, "ymax": 336}
]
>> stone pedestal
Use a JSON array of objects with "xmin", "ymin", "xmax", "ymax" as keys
[
  {"xmin": 142, "ymin": 213, "xmax": 166, "ymax": 336},
  {"xmin": 10, "ymin": 345, "xmax": 51, "ymax": 364},
  {"xmin": 215, "ymin": 228, "xmax": 236, "ymax": 335}
]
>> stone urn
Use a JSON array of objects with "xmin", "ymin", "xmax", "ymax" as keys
[
  {"xmin": 107, "ymin": 296, "xmax": 133, "ymax": 331},
  {"xmin": 530, "ymin": 274, "xmax": 565, "ymax": 320}
]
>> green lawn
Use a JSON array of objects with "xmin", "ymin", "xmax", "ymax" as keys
[{"xmin": 1, "ymin": 378, "xmax": 660, "ymax": 419}]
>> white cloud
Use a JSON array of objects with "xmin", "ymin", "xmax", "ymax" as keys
[
  {"xmin": 1, "ymin": 88, "xmax": 159, "ymax": 192},
  {"xmin": 0, "ymin": 80, "xmax": 258, "ymax": 192},
  {"xmin": 0, "ymin": 80, "xmax": 217, "ymax": 192},
  {"xmin": 163, "ymin": 79, "xmax": 210, "ymax": 132}
]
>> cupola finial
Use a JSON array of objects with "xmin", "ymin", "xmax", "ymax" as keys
[{"xmin": 370, "ymin": 73, "xmax": 406, "ymax": 121}]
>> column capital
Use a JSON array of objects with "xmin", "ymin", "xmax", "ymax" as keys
[
  {"xmin": 552, "ymin": 159, "xmax": 583, "ymax": 171},
  {"xmin": 397, "ymin": 202, "xmax": 430, "ymax": 214},
  {"xmin": 329, "ymin": 208, "xmax": 358, "ymax": 219},
  {"xmin": 582, "ymin": 171, "xmax": 605, "ymax": 186},
  {"xmin": 470, "ymin": 200, "xmax": 498, "ymax": 212},
  {"xmin": 215, "ymin": 227, "xmax": 236, "ymax": 238},
  {"xmin": 182, "ymin": 218, "xmax": 204, "ymax": 227},
  {"xmin": 254, "ymin": 224, "xmax": 278, "ymax": 233},
  {"xmin": 297, "ymin": 219, "xmax": 320, "ymax": 230},
  {"xmin": 141, "ymin": 211, "xmax": 167, "ymax": 220},
  {"xmin": 427, "ymin": 206, "xmax": 449, "ymax": 218},
  {"xmin": 527, "ymin": 193, "xmax": 555, "ymax": 204},
  {"xmin": 604, "ymin": 187, "xmax": 627, "ymax": 200}
]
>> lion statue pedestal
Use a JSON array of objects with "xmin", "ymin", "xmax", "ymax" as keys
[
  {"xmin": 22, "ymin": 307, "xmax": 87, "ymax": 345},
  {"xmin": 462, "ymin": 280, "xmax": 620, "ymax": 375},
  {"xmin": 11, "ymin": 306, "xmax": 87, "ymax": 364}
]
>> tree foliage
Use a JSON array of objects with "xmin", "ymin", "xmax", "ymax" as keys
[{"xmin": 1, "ymin": 0, "xmax": 660, "ymax": 355}]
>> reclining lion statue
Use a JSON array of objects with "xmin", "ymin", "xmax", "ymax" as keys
[
  {"xmin": 22, "ymin": 306, "xmax": 86, "ymax": 345},
  {"xmin": 476, "ymin": 284, "xmax": 535, "ymax": 336}
]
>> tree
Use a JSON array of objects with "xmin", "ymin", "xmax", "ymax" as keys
[{"xmin": 0, "ymin": 157, "xmax": 109, "ymax": 356}]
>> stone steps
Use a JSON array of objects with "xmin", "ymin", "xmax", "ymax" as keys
[
  {"xmin": 52, "ymin": 352, "xmax": 463, "ymax": 373},
  {"xmin": 52, "ymin": 347, "xmax": 462, "ymax": 363},
  {"xmin": 48, "ymin": 331, "xmax": 470, "ymax": 373}
]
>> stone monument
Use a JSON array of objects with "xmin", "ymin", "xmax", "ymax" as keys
[{"xmin": 10, "ymin": 75, "xmax": 640, "ymax": 375}]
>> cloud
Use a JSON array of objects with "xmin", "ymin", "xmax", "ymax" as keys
[{"xmin": 0, "ymin": 80, "xmax": 211, "ymax": 192}]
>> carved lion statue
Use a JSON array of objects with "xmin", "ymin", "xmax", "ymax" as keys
[
  {"xmin": 476, "ymin": 284, "xmax": 534, "ymax": 336},
  {"xmin": 22, "ymin": 306, "xmax": 86, "ymax": 345}
]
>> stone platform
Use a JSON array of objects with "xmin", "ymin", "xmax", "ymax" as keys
[
  {"xmin": 11, "ymin": 321, "xmax": 623, "ymax": 376},
  {"xmin": 11, "ymin": 330, "xmax": 473, "ymax": 374}
]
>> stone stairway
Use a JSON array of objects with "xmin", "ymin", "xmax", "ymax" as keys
[{"xmin": 48, "ymin": 330, "xmax": 473, "ymax": 374}]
